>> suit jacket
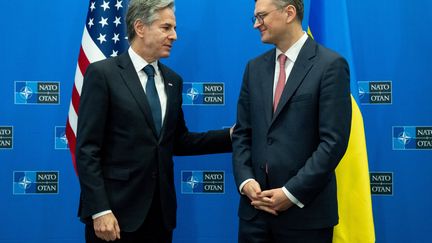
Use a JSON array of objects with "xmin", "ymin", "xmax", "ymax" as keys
[
  {"xmin": 232, "ymin": 37, "xmax": 352, "ymax": 229},
  {"xmin": 76, "ymin": 52, "xmax": 232, "ymax": 232}
]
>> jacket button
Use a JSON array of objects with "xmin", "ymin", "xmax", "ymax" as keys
[{"xmin": 267, "ymin": 138, "xmax": 273, "ymax": 145}]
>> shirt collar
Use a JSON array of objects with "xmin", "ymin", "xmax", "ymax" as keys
[
  {"xmin": 275, "ymin": 32, "xmax": 308, "ymax": 63},
  {"xmin": 128, "ymin": 47, "xmax": 159, "ymax": 75}
]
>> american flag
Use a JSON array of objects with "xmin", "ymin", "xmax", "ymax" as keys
[{"xmin": 66, "ymin": 0, "xmax": 130, "ymax": 172}]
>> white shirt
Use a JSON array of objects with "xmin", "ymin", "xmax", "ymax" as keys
[
  {"xmin": 128, "ymin": 47, "xmax": 167, "ymax": 122},
  {"xmin": 273, "ymin": 32, "xmax": 309, "ymax": 99},
  {"xmin": 239, "ymin": 32, "xmax": 309, "ymax": 209}
]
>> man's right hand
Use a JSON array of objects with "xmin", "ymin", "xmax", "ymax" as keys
[
  {"xmin": 93, "ymin": 212, "xmax": 121, "ymax": 241},
  {"xmin": 242, "ymin": 180, "xmax": 278, "ymax": 216},
  {"xmin": 242, "ymin": 179, "xmax": 262, "ymax": 201}
]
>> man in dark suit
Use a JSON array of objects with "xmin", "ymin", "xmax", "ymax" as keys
[
  {"xmin": 75, "ymin": 0, "xmax": 232, "ymax": 242},
  {"xmin": 232, "ymin": 0, "xmax": 352, "ymax": 242}
]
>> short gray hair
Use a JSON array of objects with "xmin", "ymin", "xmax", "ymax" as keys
[{"xmin": 126, "ymin": 0, "xmax": 175, "ymax": 42}]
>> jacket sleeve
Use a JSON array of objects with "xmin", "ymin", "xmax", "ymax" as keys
[
  {"xmin": 172, "ymin": 79, "xmax": 232, "ymax": 156},
  {"xmin": 75, "ymin": 63, "xmax": 111, "ymax": 220},
  {"xmin": 232, "ymin": 62, "xmax": 256, "ymax": 189}
]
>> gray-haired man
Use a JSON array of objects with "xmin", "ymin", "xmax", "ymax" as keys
[{"xmin": 76, "ymin": 0, "xmax": 232, "ymax": 242}]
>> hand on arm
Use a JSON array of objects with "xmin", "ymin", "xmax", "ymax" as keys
[
  {"xmin": 229, "ymin": 123, "xmax": 236, "ymax": 140},
  {"xmin": 93, "ymin": 212, "xmax": 121, "ymax": 241}
]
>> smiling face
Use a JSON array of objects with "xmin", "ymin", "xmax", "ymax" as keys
[
  {"xmin": 253, "ymin": 0, "xmax": 303, "ymax": 52},
  {"xmin": 253, "ymin": 0, "xmax": 287, "ymax": 45},
  {"xmin": 132, "ymin": 7, "xmax": 177, "ymax": 62}
]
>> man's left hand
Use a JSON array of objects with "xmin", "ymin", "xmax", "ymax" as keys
[{"xmin": 229, "ymin": 124, "xmax": 235, "ymax": 140}]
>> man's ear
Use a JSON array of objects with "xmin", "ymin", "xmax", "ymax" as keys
[
  {"xmin": 134, "ymin": 19, "xmax": 146, "ymax": 38},
  {"xmin": 285, "ymin": 5, "xmax": 297, "ymax": 23}
]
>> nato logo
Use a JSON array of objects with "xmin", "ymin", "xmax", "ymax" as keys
[
  {"xmin": 0, "ymin": 126, "xmax": 13, "ymax": 149},
  {"xmin": 393, "ymin": 126, "xmax": 432, "ymax": 150},
  {"xmin": 358, "ymin": 81, "xmax": 392, "ymax": 104},
  {"xmin": 15, "ymin": 81, "xmax": 60, "ymax": 104},
  {"xmin": 13, "ymin": 171, "xmax": 59, "ymax": 195},
  {"xmin": 55, "ymin": 126, "xmax": 69, "ymax": 150},
  {"xmin": 182, "ymin": 82, "xmax": 224, "ymax": 105},
  {"xmin": 181, "ymin": 171, "xmax": 224, "ymax": 194},
  {"xmin": 370, "ymin": 172, "xmax": 393, "ymax": 195}
]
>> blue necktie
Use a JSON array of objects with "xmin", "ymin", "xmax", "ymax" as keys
[{"xmin": 143, "ymin": 65, "xmax": 162, "ymax": 135}]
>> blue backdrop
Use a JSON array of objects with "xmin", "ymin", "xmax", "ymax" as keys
[{"xmin": 1, "ymin": 0, "xmax": 431, "ymax": 242}]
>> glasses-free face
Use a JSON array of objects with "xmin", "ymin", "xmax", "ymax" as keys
[{"xmin": 140, "ymin": 8, "xmax": 177, "ymax": 61}]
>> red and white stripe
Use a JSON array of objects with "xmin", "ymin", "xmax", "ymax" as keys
[{"xmin": 66, "ymin": 27, "xmax": 106, "ymax": 173}]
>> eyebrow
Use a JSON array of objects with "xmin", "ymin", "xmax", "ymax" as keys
[{"xmin": 161, "ymin": 22, "xmax": 175, "ymax": 27}]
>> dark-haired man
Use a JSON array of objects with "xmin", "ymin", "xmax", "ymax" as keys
[{"xmin": 232, "ymin": 0, "xmax": 352, "ymax": 242}]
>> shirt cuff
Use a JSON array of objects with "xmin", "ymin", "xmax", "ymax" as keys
[
  {"xmin": 92, "ymin": 210, "xmax": 112, "ymax": 219},
  {"xmin": 282, "ymin": 187, "xmax": 304, "ymax": 208},
  {"xmin": 239, "ymin": 178, "xmax": 255, "ymax": 194}
]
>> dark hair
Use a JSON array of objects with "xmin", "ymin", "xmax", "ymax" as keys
[{"xmin": 256, "ymin": 0, "xmax": 304, "ymax": 22}]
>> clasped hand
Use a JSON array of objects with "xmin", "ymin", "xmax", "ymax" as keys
[{"xmin": 242, "ymin": 180, "xmax": 293, "ymax": 215}]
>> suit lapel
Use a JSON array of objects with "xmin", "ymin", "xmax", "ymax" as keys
[
  {"xmin": 117, "ymin": 53, "xmax": 159, "ymax": 137},
  {"xmin": 158, "ymin": 63, "xmax": 176, "ymax": 140},
  {"xmin": 260, "ymin": 51, "xmax": 276, "ymax": 126},
  {"xmin": 272, "ymin": 38, "xmax": 317, "ymax": 122}
]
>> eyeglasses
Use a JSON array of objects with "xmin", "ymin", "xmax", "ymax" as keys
[{"xmin": 252, "ymin": 8, "xmax": 282, "ymax": 25}]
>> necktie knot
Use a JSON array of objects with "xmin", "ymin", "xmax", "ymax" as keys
[
  {"xmin": 143, "ymin": 64, "xmax": 155, "ymax": 78},
  {"xmin": 278, "ymin": 54, "xmax": 287, "ymax": 66}
]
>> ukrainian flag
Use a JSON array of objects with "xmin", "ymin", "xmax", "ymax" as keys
[{"xmin": 307, "ymin": 0, "xmax": 375, "ymax": 242}]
